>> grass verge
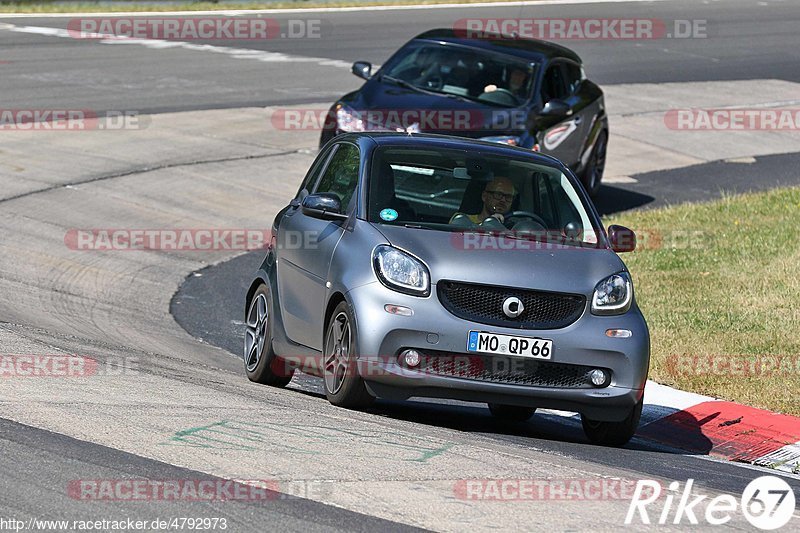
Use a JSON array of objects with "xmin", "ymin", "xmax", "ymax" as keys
[
  {"xmin": 1, "ymin": 0, "xmax": 520, "ymax": 14},
  {"xmin": 606, "ymin": 187, "xmax": 800, "ymax": 417}
]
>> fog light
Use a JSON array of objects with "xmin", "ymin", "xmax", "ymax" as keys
[
  {"xmin": 401, "ymin": 349, "xmax": 421, "ymax": 367},
  {"xmin": 589, "ymin": 369, "xmax": 608, "ymax": 386},
  {"xmin": 606, "ymin": 329, "xmax": 632, "ymax": 338},
  {"xmin": 385, "ymin": 304, "xmax": 413, "ymax": 316}
]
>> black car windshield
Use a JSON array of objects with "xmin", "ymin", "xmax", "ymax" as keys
[
  {"xmin": 380, "ymin": 41, "xmax": 536, "ymax": 108},
  {"xmin": 367, "ymin": 146, "xmax": 600, "ymax": 247}
]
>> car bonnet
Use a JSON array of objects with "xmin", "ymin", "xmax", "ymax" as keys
[{"xmin": 370, "ymin": 222, "xmax": 627, "ymax": 296}]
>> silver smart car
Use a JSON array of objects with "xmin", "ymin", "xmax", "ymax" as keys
[{"xmin": 245, "ymin": 133, "xmax": 649, "ymax": 446}]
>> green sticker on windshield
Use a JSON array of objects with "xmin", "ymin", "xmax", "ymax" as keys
[{"xmin": 380, "ymin": 208, "xmax": 398, "ymax": 221}]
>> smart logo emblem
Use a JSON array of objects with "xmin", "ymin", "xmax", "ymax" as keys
[{"xmin": 502, "ymin": 296, "xmax": 525, "ymax": 318}]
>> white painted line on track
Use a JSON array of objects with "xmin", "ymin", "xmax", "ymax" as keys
[
  {"xmin": 724, "ymin": 156, "xmax": 757, "ymax": 164},
  {"xmin": 603, "ymin": 175, "xmax": 638, "ymax": 184},
  {"xmin": 0, "ymin": 0, "xmax": 670, "ymax": 18},
  {"xmin": 0, "ymin": 21, "xmax": 352, "ymax": 68}
]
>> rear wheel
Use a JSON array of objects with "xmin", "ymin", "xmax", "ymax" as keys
[
  {"xmin": 581, "ymin": 397, "xmax": 642, "ymax": 447},
  {"xmin": 244, "ymin": 285, "xmax": 293, "ymax": 386},
  {"xmin": 581, "ymin": 131, "xmax": 607, "ymax": 197},
  {"xmin": 323, "ymin": 301, "xmax": 375, "ymax": 408},
  {"xmin": 488, "ymin": 403, "xmax": 536, "ymax": 422}
]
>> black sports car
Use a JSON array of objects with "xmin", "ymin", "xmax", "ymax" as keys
[{"xmin": 320, "ymin": 28, "xmax": 608, "ymax": 196}]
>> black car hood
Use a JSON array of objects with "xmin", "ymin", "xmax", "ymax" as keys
[{"xmin": 341, "ymin": 79, "xmax": 528, "ymax": 136}]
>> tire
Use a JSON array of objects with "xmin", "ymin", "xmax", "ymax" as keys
[
  {"xmin": 488, "ymin": 403, "xmax": 536, "ymax": 422},
  {"xmin": 581, "ymin": 397, "xmax": 643, "ymax": 447},
  {"xmin": 244, "ymin": 285, "xmax": 293, "ymax": 387},
  {"xmin": 580, "ymin": 130, "xmax": 607, "ymax": 198},
  {"xmin": 323, "ymin": 301, "xmax": 375, "ymax": 408}
]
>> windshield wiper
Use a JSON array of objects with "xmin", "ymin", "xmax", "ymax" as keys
[
  {"xmin": 380, "ymin": 75, "xmax": 437, "ymax": 95},
  {"xmin": 381, "ymin": 75, "xmax": 471, "ymax": 102},
  {"xmin": 382, "ymin": 75, "xmax": 509, "ymax": 107},
  {"xmin": 402, "ymin": 223, "xmax": 435, "ymax": 230}
]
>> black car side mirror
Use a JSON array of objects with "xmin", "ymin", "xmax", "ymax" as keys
[
  {"xmin": 352, "ymin": 61, "xmax": 372, "ymax": 80},
  {"xmin": 302, "ymin": 193, "xmax": 349, "ymax": 221},
  {"xmin": 607, "ymin": 225, "xmax": 637, "ymax": 253},
  {"xmin": 540, "ymin": 99, "xmax": 571, "ymax": 119}
]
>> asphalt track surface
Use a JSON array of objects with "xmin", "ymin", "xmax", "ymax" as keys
[
  {"xmin": 1, "ymin": 0, "xmax": 800, "ymax": 114},
  {"xmin": 2, "ymin": 0, "xmax": 800, "ymax": 530},
  {"xmin": 0, "ymin": 419, "xmax": 420, "ymax": 532}
]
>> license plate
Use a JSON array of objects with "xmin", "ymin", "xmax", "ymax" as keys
[{"xmin": 467, "ymin": 331, "xmax": 553, "ymax": 360}]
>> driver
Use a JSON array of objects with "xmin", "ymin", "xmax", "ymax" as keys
[
  {"xmin": 483, "ymin": 67, "xmax": 529, "ymax": 98},
  {"xmin": 450, "ymin": 176, "xmax": 516, "ymax": 224}
]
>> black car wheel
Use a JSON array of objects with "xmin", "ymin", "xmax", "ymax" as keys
[
  {"xmin": 244, "ymin": 285, "xmax": 293, "ymax": 386},
  {"xmin": 323, "ymin": 301, "xmax": 375, "ymax": 408},
  {"xmin": 581, "ymin": 397, "xmax": 642, "ymax": 447},
  {"xmin": 488, "ymin": 403, "xmax": 536, "ymax": 422},
  {"xmin": 581, "ymin": 131, "xmax": 607, "ymax": 197}
]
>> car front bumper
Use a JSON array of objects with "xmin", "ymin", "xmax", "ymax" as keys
[{"xmin": 346, "ymin": 280, "xmax": 650, "ymax": 422}]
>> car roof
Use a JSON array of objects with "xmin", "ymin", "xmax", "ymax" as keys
[
  {"xmin": 342, "ymin": 132, "xmax": 564, "ymax": 166},
  {"xmin": 412, "ymin": 28, "xmax": 582, "ymax": 64}
]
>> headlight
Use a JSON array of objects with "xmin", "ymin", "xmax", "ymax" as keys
[
  {"xmin": 479, "ymin": 135, "xmax": 520, "ymax": 146},
  {"xmin": 336, "ymin": 104, "xmax": 365, "ymax": 132},
  {"xmin": 591, "ymin": 272, "xmax": 632, "ymax": 315},
  {"xmin": 373, "ymin": 245, "xmax": 430, "ymax": 296}
]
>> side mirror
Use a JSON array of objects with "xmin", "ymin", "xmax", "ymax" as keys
[
  {"xmin": 352, "ymin": 61, "xmax": 372, "ymax": 80},
  {"xmin": 302, "ymin": 193, "xmax": 349, "ymax": 221},
  {"xmin": 607, "ymin": 225, "xmax": 636, "ymax": 253},
  {"xmin": 540, "ymin": 99, "xmax": 571, "ymax": 119}
]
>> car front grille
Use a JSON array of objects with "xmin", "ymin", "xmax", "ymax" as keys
[
  {"xmin": 437, "ymin": 280, "xmax": 586, "ymax": 329},
  {"xmin": 404, "ymin": 351, "xmax": 604, "ymax": 389}
]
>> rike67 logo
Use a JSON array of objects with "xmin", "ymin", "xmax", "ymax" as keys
[{"xmin": 627, "ymin": 476, "xmax": 796, "ymax": 530}]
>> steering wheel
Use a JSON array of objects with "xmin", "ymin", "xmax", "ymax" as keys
[
  {"xmin": 491, "ymin": 88, "xmax": 516, "ymax": 97},
  {"xmin": 424, "ymin": 74, "xmax": 444, "ymax": 90},
  {"xmin": 505, "ymin": 211, "xmax": 549, "ymax": 230},
  {"xmin": 478, "ymin": 88, "xmax": 518, "ymax": 106}
]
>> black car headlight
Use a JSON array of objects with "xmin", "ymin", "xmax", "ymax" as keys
[
  {"xmin": 591, "ymin": 272, "xmax": 632, "ymax": 315},
  {"xmin": 373, "ymin": 245, "xmax": 430, "ymax": 296},
  {"xmin": 335, "ymin": 104, "xmax": 366, "ymax": 133}
]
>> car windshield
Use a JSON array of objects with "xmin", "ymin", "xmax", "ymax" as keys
[
  {"xmin": 380, "ymin": 41, "xmax": 536, "ymax": 108},
  {"xmin": 367, "ymin": 146, "xmax": 600, "ymax": 247}
]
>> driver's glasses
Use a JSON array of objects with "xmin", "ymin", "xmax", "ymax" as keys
[{"xmin": 486, "ymin": 190, "xmax": 515, "ymax": 202}]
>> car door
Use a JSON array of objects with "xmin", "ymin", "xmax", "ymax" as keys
[
  {"xmin": 560, "ymin": 60, "xmax": 596, "ymax": 169},
  {"xmin": 277, "ymin": 141, "xmax": 360, "ymax": 350},
  {"xmin": 537, "ymin": 61, "xmax": 583, "ymax": 166}
]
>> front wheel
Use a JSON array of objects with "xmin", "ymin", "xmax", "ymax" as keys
[
  {"xmin": 323, "ymin": 301, "xmax": 375, "ymax": 408},
  {"xmin": 581, "ymin": 397, "xmax": 642, "ymax": 447},
  {"xmin": 244, "ymin": 285, "xmax": 293, "ymax": 386},
  {"xmin": 580, "ymin": 131, "xmax": 607, "ymax": 198}
]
